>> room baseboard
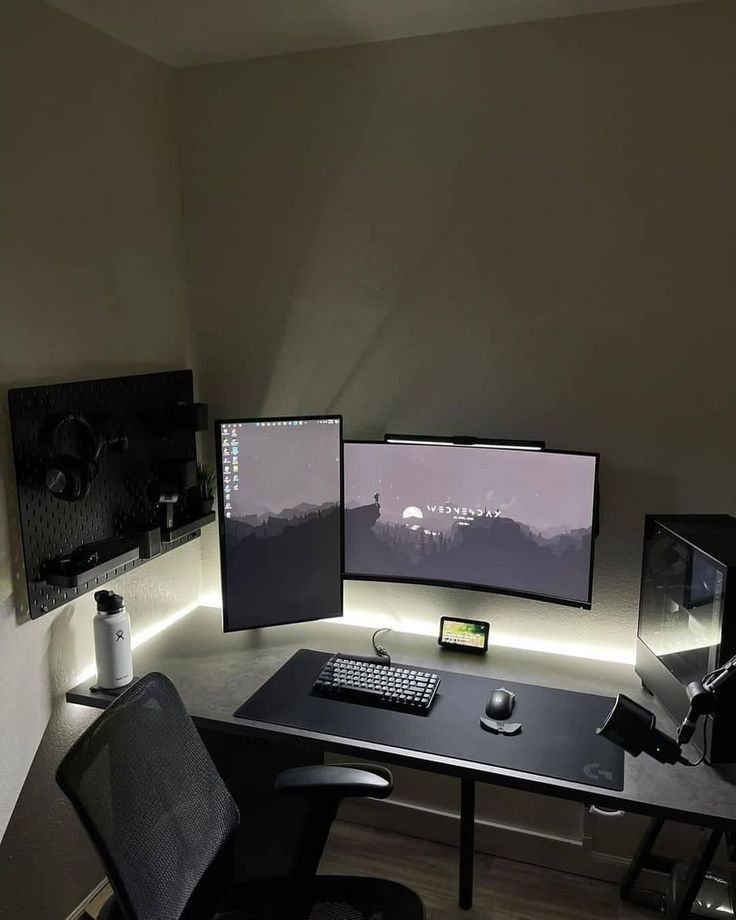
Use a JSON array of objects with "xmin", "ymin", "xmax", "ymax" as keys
[{"xmin": 338, "ymin": 796, "xmax": 667, "ymax": 892}]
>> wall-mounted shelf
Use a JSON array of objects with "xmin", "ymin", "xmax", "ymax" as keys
[
  {"xmin": 8, "ymin": 369, "xmax": 209, "ymax": 618},
  {"xmin": 42, "ymin": 539, "xmax": 140, "ymax": 589},
  {"xmin": 163, "ymin": 512, "xmax": 216, "ymax": 544}
]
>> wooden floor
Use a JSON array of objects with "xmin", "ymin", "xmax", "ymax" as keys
[
  {"xmin": 320, "ymin": 821, "xmax": 658, "ymax": 920},
  {"xmin": 84, "ymin": 821, "xmax": 658, "ymax": 920}
]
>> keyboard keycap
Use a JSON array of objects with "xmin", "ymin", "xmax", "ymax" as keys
[{"xmin": 311, "ymin": 655, "xmax": 440, "ymax": 714}]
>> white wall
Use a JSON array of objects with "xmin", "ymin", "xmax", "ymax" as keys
[
  {"xmin": 177, "ymin": 0, "xmax": 736, "ymax": 662},
  {"xmin": 0, "ymin": 2, "xmax": 200, "ymax": 916},
  {"xmin": 2, "ymin": 0, "xmax": 735, "ymax": 913}
]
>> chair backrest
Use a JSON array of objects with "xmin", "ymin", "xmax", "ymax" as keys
[{"xmin": 57, "ymin": 672, "xmax": 239, "ymax": 920}]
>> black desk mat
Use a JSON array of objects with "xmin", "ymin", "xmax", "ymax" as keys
[{"xmin": 234, "ymin": 649, "xmax": 624, "ymax": 791}]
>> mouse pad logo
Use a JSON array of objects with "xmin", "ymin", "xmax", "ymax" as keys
[{"xmin": 583, "ymin": 762, "xmax": 613, "ymax": 783}]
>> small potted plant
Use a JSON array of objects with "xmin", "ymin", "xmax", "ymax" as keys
[{"xmin": 195, "ymin": 462, "xmax": 216, "ymax": 515}]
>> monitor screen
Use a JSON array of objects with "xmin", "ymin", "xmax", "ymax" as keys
[
  {"xmin": 216, "ymin": 416, "xmax": 343, "ymax": 631},
  {"xmin": 344, "ymin": 442, "xmax": 597, "ymax": 607}
]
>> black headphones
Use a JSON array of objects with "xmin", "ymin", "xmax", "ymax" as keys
[{"xmin": 39, "ymin": 414, "xmax": 103, "ymax": 502}]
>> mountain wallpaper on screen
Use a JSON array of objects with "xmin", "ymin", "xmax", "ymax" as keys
[
  {"xmin": 221, "ymin": 420, "xmax": 341, "ymax": 629},
  {"xmin": 225, "ymin": 500, "xmax": 341, "ymax": 628},
  {"xmin": 344, "ymin": 443, "xmax": 595, "ymax": 604}
]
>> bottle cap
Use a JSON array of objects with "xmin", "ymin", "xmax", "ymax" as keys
[{"xmin": 94, "ymin": 590, "xmax": 125, "ymax": 613}]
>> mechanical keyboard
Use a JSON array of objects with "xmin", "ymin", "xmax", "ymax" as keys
[{"xmin": 312, "ymin": 654, "xmax": 441, "ymax": 714}]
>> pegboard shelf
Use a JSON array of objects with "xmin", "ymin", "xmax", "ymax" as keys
[
  {"xmin": 163, "ymin": 512, "xmax": 216, "ymax": 543},
  {"xmin": 42, "ymin": 538, "xmax": 140, "ymax": 589},
  {"xmin": 8, "ymin": 370, "xmax": 208, "ymax": 619}
]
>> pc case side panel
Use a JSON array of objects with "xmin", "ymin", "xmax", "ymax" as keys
[
  {"xmin": 635, "ymin": 515, "xmax": 736, "ymax": 764},
  {"xmin": 635, "ymin": 637, "xmax": 694, "ymax": 748},
  {"xmin": 710, "ymin": 565, "xmax": 736, "ymax": 763}
]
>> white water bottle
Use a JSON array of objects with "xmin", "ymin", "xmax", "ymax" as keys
[{"xmin": 93, "ymin": 590, "xmax": 133, "ymax": 690}]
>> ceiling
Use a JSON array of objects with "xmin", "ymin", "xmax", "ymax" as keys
[{"xmin": 47, "ymin": 0, "xmax": 700, "ymax": 67}]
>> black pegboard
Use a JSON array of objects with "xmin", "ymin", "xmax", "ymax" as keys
[{"xmin": 8, "ymin": 370, "xmax": 209, "ymax": 619}]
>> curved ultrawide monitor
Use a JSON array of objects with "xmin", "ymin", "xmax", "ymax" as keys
[
  {"xmin": 344, "ymin": 441, "xmax": 598, "ymax": 608},
  {"xmin": 216, "ymin": 416, "xmax": 343, "ymax": 631}
]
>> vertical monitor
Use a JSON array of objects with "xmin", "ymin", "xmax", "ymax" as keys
[
  {"xmin": 216, "ymin": 416, "xmax": 343, "ymax": 631},
  {"xmin": 344, "ymin": 442, "xmax": 597, "ymax": 608}
]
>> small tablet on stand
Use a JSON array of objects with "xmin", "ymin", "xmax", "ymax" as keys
[{"xmin": 438, "ymin": 617, "xmax": 489, "ymax": 654}]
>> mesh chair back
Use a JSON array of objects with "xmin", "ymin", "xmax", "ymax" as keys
[{"xmin": 57, "ymin": 672, "xmax": 239, "ymax": 920}]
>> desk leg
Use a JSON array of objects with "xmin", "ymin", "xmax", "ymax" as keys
[
  {"xmin": 459, "ymin": 777, "xmax": 475, "ymax": 910},
  {"xmin": 667, "ymin": 829, "xmax": 722, "ymax": 920},
  {"xmin": 620, "ymin": 816, "xmax": 665, "ymax": 900}
]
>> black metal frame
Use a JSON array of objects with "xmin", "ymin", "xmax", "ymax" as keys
[
  {"xmin": 621, "ymin": 816, "xmax": 724, "ymax": 919},
  {"xmin": 459, "ymin": 778, "xmax": 475, "ymax": 909}
]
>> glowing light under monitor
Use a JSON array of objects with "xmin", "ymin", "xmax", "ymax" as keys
[
  {"xmin": 74, "ymin": 593, "xmax": 633, "ymax": 683},
  {"xmin": 202, "ymin": 594, "xmax": 635, "ymax": 665},
  {"xmin": 332, "ymin": 608, "xmax": 633, "ymax": 664},
  {"xmin": 199, "ymin": 594, "xmax": 632, "ymax": 664}
]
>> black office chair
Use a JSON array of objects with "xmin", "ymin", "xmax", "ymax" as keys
[{"xmin": 56, "ymin": 671, "xmax": 424, "ymax": 920}]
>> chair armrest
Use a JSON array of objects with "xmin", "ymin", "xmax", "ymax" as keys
[
  {"xmin": 276, "ymin": 765, "xmax": 394, "ymax": 881},
  {"xmin": 275, "ymin": 764, "xmax": 393, "ymax": 801}
]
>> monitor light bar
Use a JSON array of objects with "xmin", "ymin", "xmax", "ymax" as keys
[{"xmin": 384, "ymin": 434, "xmax": 545, "ymax": 451}]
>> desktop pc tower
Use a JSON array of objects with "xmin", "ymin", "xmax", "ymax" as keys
[{"xmin": 636, "ymin": 514, "xmax": 736, "ymax": 764}]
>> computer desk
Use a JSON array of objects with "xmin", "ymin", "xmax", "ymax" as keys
[{"xmin": 66, "ymin": 606, "xmax": 736, "ymax": 919}]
